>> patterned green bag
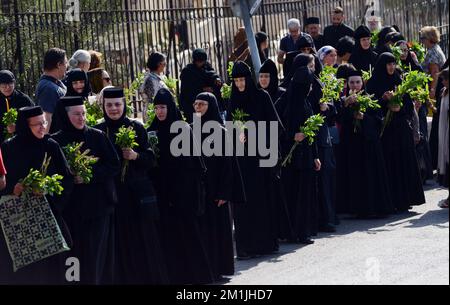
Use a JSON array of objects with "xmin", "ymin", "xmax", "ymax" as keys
[{"xmin": 0, "ymin": 195, "xmax": 70, "ymax": 272}]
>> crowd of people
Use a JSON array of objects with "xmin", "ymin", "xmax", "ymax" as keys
[{"xmin": 0, "ymin": 6, "xmax": 448, "ymax": 285}]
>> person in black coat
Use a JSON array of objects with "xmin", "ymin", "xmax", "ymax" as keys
[
  {"xmin": 374, "ymin": 26, "xmax": 397, "ymax": 55},
  {"xmin": 192, "ymin": 92, "xmax": 239, "ymax": 281},
  {"xmin": 52, "ymin": 96, "xmax": 120, "ymax": 285},
  {"xmin": 227, "ymin": 61, "xmax": 280, "ymax": 258},
  {"xmin": 148, "ymin": 88, "xmax": 214, "ymax": 284},
  {"xmin": 323, "ymin": 7, "xmax": 354, "ymax": 48},
  {"xmin": 258, "ymin": 59, "xmax": 285, "ymax": 103},
  {"xmin": 366, "ymin": 53, "xmax": 426, "ymax": 212},
  {"xmin": 179, "ymin": 49, "xmax": 223, "ymax": 123},
  {"xmin": 0, "ymin": 106, "xmax": 73, "ymax": 284},
  {"xmin": 279, "ymin": 66, "xmax": 322, "ymax": 244},
  {"xmin": 349, "ymin": 25, "xmax": 378, "ymax": 72},
  {"xmin": 337, "ymin": 70, "xmax": 393, "ymax": 217},
  {"xmin": 0, "ymin": 70, "xmax": 34, "ymax": 143},
  {"xmin": 95, "ymin": 87, "xmax": 168, "ymax": 284}
]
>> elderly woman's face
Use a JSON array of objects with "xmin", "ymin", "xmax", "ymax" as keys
[
  {"xmin": 104, "ymin": 98, "xmax": 124, "ymax": 121},
  {"xmin": 323, "ymin": 50, "xmax": 337, "ymax": 66},
  {"xmin": 0, "ymin": 82, "xmax": 15, "ymax": 97},
  {"xmin": 399, "ymin": 42, "xmax": 409, "ymax": 60}
]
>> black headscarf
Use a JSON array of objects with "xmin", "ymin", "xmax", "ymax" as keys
[
  {"xmin": 259, "ymin": 59, "xmax": 279, "ymax": 97},
  {"xmin": 255, "ymin": 32, "xmax": 269, "ymax": 63},
  {"xmin": 395, "ymin": 41, "xmax": 423, "ymax": 72},
  {"xmin": 102, "ymin": 87, "xmax": 127, "ymax": 129},
  {"xmin": 349, "ymin": 25, "xmax": 378, "ymax": 72},
  {"xmin": 375, "ymin": 26, "xmax": 396, "ymax": 55},
  {"xmin": 281, "ymin": 53, "xmax": 314, "ymax": 88},
  {"xmin": 284, "ymin": 67, "xmax": 314, "ymax": 133},
  {"xmin": 15, "ymin": 106, "xmax": 48, "ymax": 146},
  {"xmin": 229, "ymin": 61, "xmax": 259, "ymax": 118},
  {"xmin": 65, "ymin": 68, "xmax": 91, "ymax": 98},
  {"xmin": 55, "ymin": 96, "xmax": 87, "ymax": 142},
  {"xmin": 366, "ymin": 52, "xmax": 402, "ymax": 98},
  {"xmin": 195, "ymin": 92, "xmax": 222, "ymax": 124}
]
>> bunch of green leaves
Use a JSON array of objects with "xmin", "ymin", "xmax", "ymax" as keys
[
  {"xmin": 62, "ymin": 142, "xmax": 99, "ymax": 184},
  {"xmin": 20, "ymin": 154, "xmax": 64, "ymax": 197},
  {"xmin": 391, "ymin": 45, "xmax": 406, "ymax": 69},
  {"xmin": 164, "ymin": 77, "xmax": 178, "ymax": 95},
  {"xmin": 352, "ymin": 91, "xmax": 381, "ymax": 113},
  {"xmin": 282, "ymin": 114, "xmax": 325, "ymax": 167},
  {"xmin": 125, "ymin": 72, "xmax": 145, "ymax": 116},
  {"xmin": 145, "ymin": 103, "xmax": 156, "ymax": 129},
  {"xmin": 371, "ymin": 30, "xmax": 380, "ymax": 48},
  {"xmin": 221, "ymin": 83, "xmax": 232, "ymax": 100},
  {"xmin": 227, "ymin": 62, "xmax": 234, "ymax": 80},
  {"xmin": 2, "ymin": 108, "xmax": 18, "ymax": 140},
  {"xmin": 232, "ymin": 108, "xmax": 250, "ymax": 132},
  {"xmin": 362, "ymin": 69, "xmax": 372, "ymax": 82},
  {"xmin": 409, "ymin": 41, "xmax": 426, "ymax": 63},
  {"xmin": 319, "ymin": 66, "xmax": 345, "ymax": 103},
  {"xmin": 85, "ymin": 100, "xmax": 103, "ymax": 127},
  {"xmin": 115, "ymin": 126, "xmax": 139, "ymax": 182},
  {"xmin": 409, "ymin": 85, "xmax": 430, "ymax": 104}
]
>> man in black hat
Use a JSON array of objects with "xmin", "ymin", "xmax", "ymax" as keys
[
  {"xmin": 0, "ymin": 70, "xmax": 34, "ymax": 143},
  {"xmin": 305, "ymin": 17, "xmax": 325, "ymax": 50},
  {"xmin": 323, "ymin": 7, "xmax": 355, "ymax": 48}
]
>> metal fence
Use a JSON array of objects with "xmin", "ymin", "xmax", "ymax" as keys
[{"xmin": 0, "ymin": 0, "xmax": 448, "ymax": 99}]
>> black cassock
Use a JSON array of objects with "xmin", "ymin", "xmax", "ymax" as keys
[
  {"xmin": 193, "ymin": 92, "xmax": 239, "ymax": 280},
  {"xmin": 227, "ymin": 62, "xmax": 280, "ymax": 257},
  {"xmin": 149, "ymin": 88, "xmax": 214, "ymax": 284},
  {"xmin": 366, "ymin": 53, "xmax": 425, "ymax": 212},
  {"xmin": 96, "ymin": 114, "xmax": 169, "ymax": 285},
  {"xmin": 279, "ymin": 67, "xmax": 319, "ymax": 243},
  {"xmin": 0, "ymin": 90, "xmax": 34, "ymax": 143},
  {"xmin": 336, "ymin": 92, "xmax": 394, "ymax": 217},
  {"xmin": 52, "ymin": 122, "xmax": 120, "ymax": 285},
  {"xmin": 0, "ymin": 130, "xmax": 73, "ymax": 284},
  {"xmin": 323, "ymin": 23, "xmax": 355, "ymax": 49}
]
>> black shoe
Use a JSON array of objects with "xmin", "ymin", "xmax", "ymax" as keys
[{"xmin": 299, "ymin": 238, "xmax": 314, "ymax": 245}]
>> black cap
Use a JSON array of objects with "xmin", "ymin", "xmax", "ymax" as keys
[
  {"xmin": 0, "ymin": 70, "xmax": 15, "ymax": 84},
  {"xmin": 103, "ymin": 87, "xmax": 125, "ymax": 99},
  {"xmin": 193, "ymin": 48, "xmax": 208, "ymax": 62},
  {"xmin": 60, "ymin": 96, "xmax": 85, "ymax": 107},
  {"xmin": 18, "ymin": 106, "xmax": 43, "ymax": 119},
  {"xmin": 354, "ymin": 25, "xmax": 372, "ymax": 40},
  {"xmin": 66, "ymin": 68, "xmax": 88, "ymax": 82},
  {"xmin": 347, "ymin": 69, "xmax": 363, "ymax": 79},
  {"xmin": 305, "ymin": 17, "xmax": 320, "ymax": 26}
]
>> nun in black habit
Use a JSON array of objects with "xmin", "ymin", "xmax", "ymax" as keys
[
  {"xmin": 52, "ymin": 96, "xmax": 120, "ymax": 285},
  {"xmin": 226, "ymin": 61, "xmax": 280, "ymax": 258},
  {"xmin": 337, "ymin": 70, "xmax": 393, "ymax": 217},
  {"xmin": 258, "ymin": 59, "xmax": 285, "ymax": 103},
  {"xmin": 95, "ymin": 87, "xmax": 168, "ymax": 284},
  {"xmin": 148, "ymin": 88, "xmax": 214, "ymax": 284},
  {"xmin": 193, "ymin": 92, "xmax": 239, "ymax": 281},
  {"xmin": 179, "ymin": 49, "xmax": 223, "ymax": 123},
  {"xmin": 349, "ymin": 25, "xmax": 378, "ymax": 73},
  {"xmin": 0, "ymin": 106, "xmax": 73, "ymax": 285},
  {"xmin": 64, "ymin": 68, "xmax": 91, "ymax": 98},
  {"xmin": 374, "ymin": 26, "xmax": 397, "ymax": 56},
  {"xmin": 366, "ymin": 53, "xmax": 425, "ymax": 212},
  {"xmin": 279, "ymin": 66, "xmax": 321, "ymax": 244},
  {"xmin": 0, "ymin": 70, "xmax": 34, "ymax": 143}
]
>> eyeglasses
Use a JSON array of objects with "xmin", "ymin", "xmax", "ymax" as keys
[
  {"xmin": 29, "ymin": 121, "xmax": 48, "ymax": 128},
  {"xmin": 193, "ymin": 101, "xmax": 209, "ymax": 107},
  {"xmin": 0, "ymin": 83, "xmax": 14, "ymax": 89}
]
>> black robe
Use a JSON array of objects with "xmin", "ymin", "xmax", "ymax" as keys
[
  {"xmin": 279, "ymin": 67, "xmax": 319, "ymax": 242},
  {"xmin": 348, "ymin": 45, "xmax": 378, "ymax": 72},
  {"xmin": 0, "ymin": 90, "xmax": 34, "ymax": 143},
  {"xmin": 96, "ymin": 115, "xmax": 168, "ymax": 285},
  {"xmin": 0, "ymin": 134, "xmax": 73, "ymax": 285},
  {"xmin": 366, "ymin": 53, "xmax": 425, "ymax": 212},
  {"xmin": 336, "ymin": 91, "xmax": 394, "ymax": 217},
  {"xmin": 227, "ymin": 72, "xmax": 280, "ymax": 256},
  {"xmin": 52, "ymin": 124, "xmax": 120, "ymax": 285},
  {"xmin": 148, "ymin": 89, "xmax": 214, "ymax": 284},
  {"xmin": 313, "ymin": 34, "xmax": 325, "ymax": 50}
]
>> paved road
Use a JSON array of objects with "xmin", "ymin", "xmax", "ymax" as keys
[{"xmin": 227, "ymin": 183, "xmax": 449, "ymax": 285}]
